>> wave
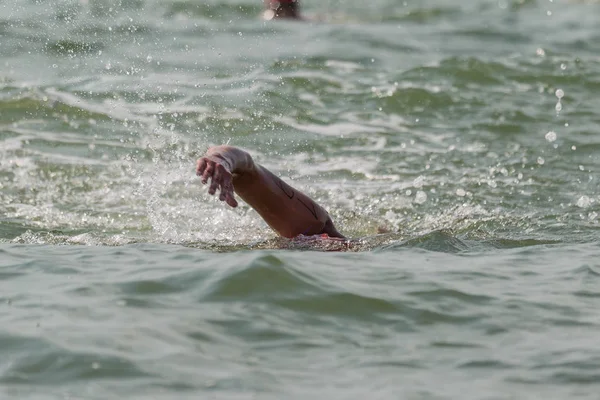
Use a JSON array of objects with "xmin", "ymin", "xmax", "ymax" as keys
[
  {"xmin": 2, "ymin": 240, "xmax": 600, "ymax": 394},
  {"xmin": 0, "ymin": 333, "xmax": 151, "ymax": 385}
]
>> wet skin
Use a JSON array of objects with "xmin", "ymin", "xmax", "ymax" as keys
[{"xmin": 196, "ymin": 145, "xmax": 344, "ymax": 239}]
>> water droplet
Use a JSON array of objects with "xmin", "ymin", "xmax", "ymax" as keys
[
  {"xmin": 572, "ymin": 145, "xmax": 577, "ymax": 150},
  {"xmin": 545, "ymin": 131, "xmax": 557, "ymax": 142},
  {"xmin": 577, "ymin": 195, "xmax": 592, "ymax": 208},
  {"xmin": 413, "ymin": 176, "xmax": 424, "ymax": 188},
  {"xmin": 405, "ymin": 190, "xmax": 412, "ymax": 196},
  {"xmin": 414, "ymin": 191, "xmax": 427, "ymax": 204},
  {"xmin": 555, "ymin": 102, "xmax": 562, "ymax": 112},
  {"xmin": 560, "ymin": 63, "xmax": 567, "ymax": 70},
  {"xmin": 579, "ymin": 165, "xmax": 584, "ymax": 171},
  {"xmin": 456, "ymin": 188, "xmax": 466, "ymax": 197},
  {"xmin": 536, "ymin": 48, "xmax": 546, "ymax": 57},
  {"xmin": 92, "ymin": 362, "xmax": 100, "ymax": 369},
  {"xmin": 537, "ymin": 157, "xmax": 545, "ymax": 165},
  {"xmin": 555, "ymin": 89, "xmax": 564, "ymax": 99}
]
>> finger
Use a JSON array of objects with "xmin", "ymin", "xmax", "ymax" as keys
[
  {"xmin": 201, "ymin": 162, "xmax": 214, "ymax": 184},
  {"xmin": 225, "ymin": 191, "xmax": 238, "ymax": 208},
  {"xmin": 222, "ymin": 179, "xmax": 238, "ymax": 207},
  {"xmin": 219, "ymin": 184, "xmax": 227, "ymax": 201},
  {"xmin": 218, "ymin": 171, "xmax": 231, "ymax": 201},
  {"xmin": 208, "ymin": 165, "xmax": 222, "ymax": 195},
  {"xmin": 196, "ymin": 158, "xmax": 207, "ymax": 176}
]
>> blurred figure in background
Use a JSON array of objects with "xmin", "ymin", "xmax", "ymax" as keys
[{"xmin": 263, "ymin": 0, "xmax": 301, "ymax": 20}]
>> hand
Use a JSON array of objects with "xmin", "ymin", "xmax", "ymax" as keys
[{"xmin": 196, "ymin": 156, "xmax": 238, "ymax": 208}]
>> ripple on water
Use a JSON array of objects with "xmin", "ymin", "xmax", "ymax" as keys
[
  {"xmin": 0, "ymin": 333, "xmax": 152, "ymax": 385},
  {"xmin": 201, "ymin": 254, "xmax": 328, "ymax": 301},
  {"xmin": 164, "ymin": 1, "xmax": 258, "ymax": 20},
  {"xmin": 44, "ymin": 40, "xmax": 104, "ymax": 56}
]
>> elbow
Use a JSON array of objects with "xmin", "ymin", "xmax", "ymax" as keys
[{"xmin": 321, "ymin": 218, "xmax": 345, "ymax": 239}]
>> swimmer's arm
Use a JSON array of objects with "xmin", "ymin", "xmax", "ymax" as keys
[{"xmin": 196, "ymin": 145, "xmax": 344, "ymax": 239}]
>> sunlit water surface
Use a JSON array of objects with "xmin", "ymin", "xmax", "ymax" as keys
[{"xmin": 1, "ymin": 0, "xmax": 600, "ymax": 398}]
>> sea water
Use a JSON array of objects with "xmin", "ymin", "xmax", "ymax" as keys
[{"xmin": 1, "ymin": 0, "xmax": 600, "ymax": 398}]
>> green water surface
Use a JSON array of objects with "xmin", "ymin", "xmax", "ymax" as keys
[{"xmin": 1, "ymin": 0, "xmax": 600, "ymax": 399}]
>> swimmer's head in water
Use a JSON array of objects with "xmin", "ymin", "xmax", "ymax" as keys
[{"xmin": 263, "ymin": 0, "xmax": 300, "ymax": 20}]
